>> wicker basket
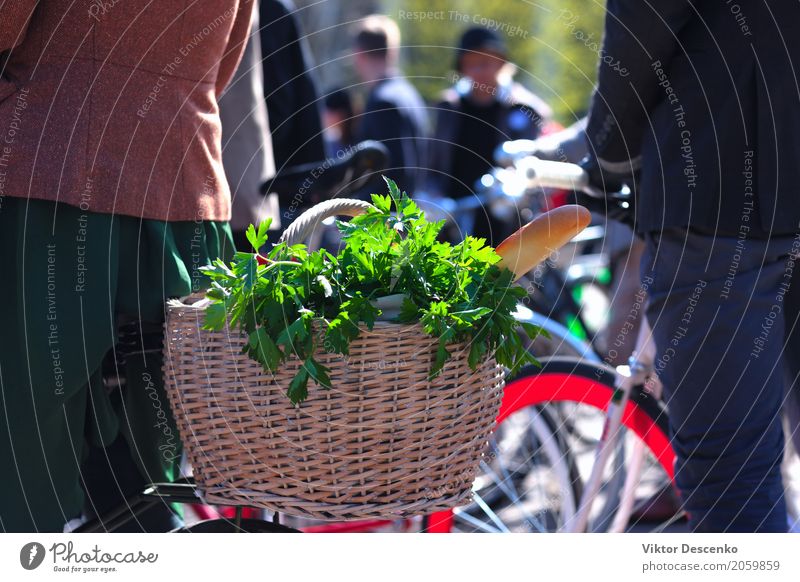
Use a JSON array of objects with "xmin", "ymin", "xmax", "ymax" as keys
[{"xmin": 161, "ymin": 199, "xmax": 506, "ymax": 521}]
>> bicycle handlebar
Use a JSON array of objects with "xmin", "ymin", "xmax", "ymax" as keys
[
  {"xmin": 262, "ymin": 140, "xmax": 389, "ymax": 198},
  {"xmin": 419, "ymin": 156, "xmax": 634, "ymax": 228},
  {"xmin": 494, "ymin": 139, "xmax": 540, "ymax": 167},
  {"xmin": 517, "ymin": 157, "xmax": 635, "ymax": 227}
]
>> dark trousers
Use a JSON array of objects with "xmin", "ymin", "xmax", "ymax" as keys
[
  {"xmin": 644, "ymin": 227, "xmax": 799, "ymax": 532},
  {"xmin": 0, "ymin": 198, "xmax": 231, "ymax": 531}
]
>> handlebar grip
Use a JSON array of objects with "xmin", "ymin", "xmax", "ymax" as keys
[
  {"xmin": 494, "ymin": 139, "xmax": 539, "ymax": 167},
  {"xmin": 516, "ymin": 157, "xmax": 591, "ymax": 192},
  {"xmin": 278, "ymin": 198, "xmax": 375, "ymax": 246}
]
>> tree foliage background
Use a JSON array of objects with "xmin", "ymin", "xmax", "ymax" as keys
[{"xmin": 291, "ymin": 0, "xmax": 606, "ymax": 124}]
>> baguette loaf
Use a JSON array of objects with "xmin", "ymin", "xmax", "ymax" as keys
[{"xmin": 496, "ymin": 205, "xmax": 592, "ymax": 281}]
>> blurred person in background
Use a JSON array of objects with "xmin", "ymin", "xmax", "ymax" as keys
[
  {"xmin": 322, "ymin": 87, "xmax": 356, "ymax": 157},
  {"xmin": 0, "ymin": 0, "xmax": 254, "ymax": 532},
  {"xmin": 351, "ymin": 14, "xmax": 428, "ymax": 194},
  {"xmin": 258, "ymin": 0, "xmax": 327, "ymax": 226},
  {"xmin": 259, "ymin": 0, "xmax": 325, "ymax": 172},
  {"xmin": 220, "ymin": 6, "xmax": 280, "ymax": 251},
  {"xmin": 426, "ymin": 26, "xmax": 552, "ymax": 244}
]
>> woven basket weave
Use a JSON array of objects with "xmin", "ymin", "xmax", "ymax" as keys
[{"xmin": 162, "ymin": 297, "xmax": 504, "ymax": 520}]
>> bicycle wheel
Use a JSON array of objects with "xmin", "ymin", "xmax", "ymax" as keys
[
  {"xmin": 507, "ymin": 358, "xmax": 672, "ymax": 470},
  {"xmin": 428, "ymin": 404, "xmax": 581, "ymax": 533},
  {"xmin": 514, "ymin": 358, "xmax": 676, "ymax": 532},
  {"xmin": 426, "ymin": 357, "xmax": 675, "ymax": 533}
]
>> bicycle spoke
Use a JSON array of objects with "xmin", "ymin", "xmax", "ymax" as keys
[
  {"xmin": 452, "ymin": 406, "xmax": 578, "ymax": 533},
  {"xmin": 452, "ymin": 506, "xmax": 504, "ymax": 533},
  {"xmin": 470, "ymin": 491, "xmax": 512, "ymax": 533},
  {"xmin": 478, "ymin": 458, "xmax": 549, "ymax": 533}
]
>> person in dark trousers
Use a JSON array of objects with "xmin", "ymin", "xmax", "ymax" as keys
[
  {"xmin": 351, "ymin": 15, "xmax": 428, "ymax": 195},
  {"xmin": 584, "ymin": 0, "xmax": 800, "ymax": 532},
  {"xmin": 426, "ymin": 26, "xmax": 552, "ymax": 244},
  {"xmin": 259, "ymin": 0, "xmax": 325, "ymax": 171}
]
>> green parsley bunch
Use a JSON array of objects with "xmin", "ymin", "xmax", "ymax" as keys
[{"xmin": 201, "ymin": 178, "xmax": 541, "ymax": 405}]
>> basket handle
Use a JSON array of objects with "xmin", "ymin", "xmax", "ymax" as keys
[
  {"xmin": 169, "ymin": 200, "xmax": 374, "ymax": 310},
  {"xmin": 278, "ymin": 198, "xmax": 375, "ymax": 246}
]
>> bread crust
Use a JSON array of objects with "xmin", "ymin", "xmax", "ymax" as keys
[{"xmin": 496, "ymin": 205, "xmax": 591, "ymax": 280}]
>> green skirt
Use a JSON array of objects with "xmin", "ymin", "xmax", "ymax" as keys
[{"xmin": 0, "ymin": 197, "xmax": 233, "ymax": 531}]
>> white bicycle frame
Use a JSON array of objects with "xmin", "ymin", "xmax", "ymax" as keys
[{"xmin": 561, "ymin": 318, "xmax": 661, "ymax": 533}]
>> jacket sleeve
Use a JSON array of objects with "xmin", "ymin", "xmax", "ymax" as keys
[
  {"xmin": 215, "ymin": 0, "xmax": 256, "ymax": 98},
  {"xmin": 585, "ymin": 0, "xmax": 694, "ymax": 170},
  {"xmin": 0, "ymin": 0, "xmax": 38, "ymax": 52}
]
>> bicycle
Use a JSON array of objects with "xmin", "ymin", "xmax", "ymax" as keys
[
  {"xmin": 278, "ymin": 156, "xmax": 611, "ymax": 533},
  {"xmin": 73, "ymin": 150, "xmax": 587, "ymax": 534}
]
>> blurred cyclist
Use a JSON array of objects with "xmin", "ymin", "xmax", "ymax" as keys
[
  {"xmin": 426, "ymin": 26, "xmax": 552, "ymax": 244},
  {"xmin": 351, "ymin": 15, "xmax": 428, "ymax": 195}
]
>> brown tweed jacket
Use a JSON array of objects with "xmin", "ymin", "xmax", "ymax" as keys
[{"xmin": 0, "ymin": 0, "xmax": 254, "ymax": 221}]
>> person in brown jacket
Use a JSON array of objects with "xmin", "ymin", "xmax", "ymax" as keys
[{"xmin": 0, "ymin": 1, "xmax": 254, "ymax": 531}]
